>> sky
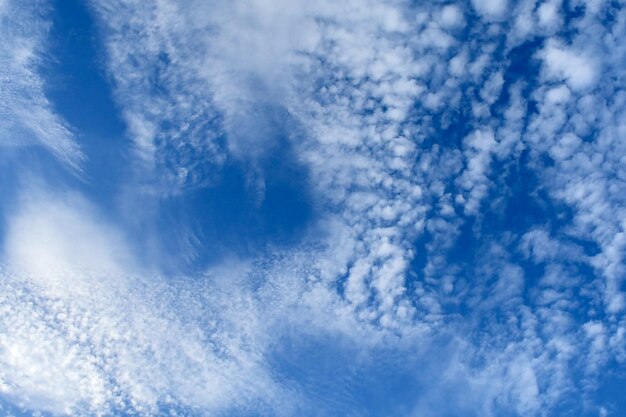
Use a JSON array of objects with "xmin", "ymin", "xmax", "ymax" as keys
[{"xmin": 0, "ymin": 0, "xmax": 625, "ymax": 416}]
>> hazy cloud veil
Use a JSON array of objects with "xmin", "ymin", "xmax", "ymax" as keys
[{"xmin": 0, "ymin": 0, "xmax": 625, "ymax": 416}]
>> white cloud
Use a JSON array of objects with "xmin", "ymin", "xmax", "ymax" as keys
[
  {"xmin": 3, "ymin": 187, "xmax": 135, "ymax": 293},
  {"xmin": 0, "ymin": 0, "xmax": 83, "ymax": 170},
  {"xmin": 439, "ymin": 4, "xmax": 465, "ymax": 28},
  {"xmin": 471, "ymin": 0, "xmax": 508, "ymax": 20},
  {"xmin": 537, "ymin": 0, "xmax": 562, "ymax": 29},
  {"xmin": 0, "ymin": 184, "xmax": 289, "ymax": 416},
  {"xmin": 2, "ymin": 0, "xmax": 626, "ymax": 416},
  {"xmin": 540, "ymin": 40, "xmax": 598, "ymax": 90},
  {"xmin": 58, "ymin": 3, "xmax": 626, "ymax": 416},
  {"xmin": 456, "ymin": 129, "xmax": 497, "ymax": 215}
]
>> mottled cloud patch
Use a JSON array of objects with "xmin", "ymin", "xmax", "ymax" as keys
[{"xmin": 0, "ymin": 0, "xmax": 625, "ymax": 416}]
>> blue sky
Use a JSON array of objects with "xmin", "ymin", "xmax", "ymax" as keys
[{"xmin": 1, "ymin": 0, "xmax": 625, "ymax": 416}]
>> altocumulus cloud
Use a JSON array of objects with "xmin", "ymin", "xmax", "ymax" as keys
[{"xmin": 0, "ymin": 0, "xmax": 625, "ymax": 416}]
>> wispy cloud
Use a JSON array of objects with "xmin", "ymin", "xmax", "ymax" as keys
[{"xmin": 0, "ymin": 0, "xmax": 83, "ymax": 170}]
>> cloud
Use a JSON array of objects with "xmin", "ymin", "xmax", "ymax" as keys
[
  {"xmin": 456, "ymin": 129, "xmax": 497, "ymax": 215},
  {"xmin": 2, "ymin": 0, "xmax": 626, "ymax": 416},
  {"xmin": 3, "ymin": 186, "xmax": 135, "ymax": 288},
  {"xmin": 439, "ymin": 4, "xmax": 465, "ymax": 28},
  {"xmin": 0, "ymin": 184, "xmax": 289, "ymax": 416},
  {"xmin": 539, "ymin": 40, "xmax": 598, "ymax": 91},
  {"xmin": 471, "ymin": 0, "xmax": 508, "ymax": 20},
  {"xmin": 0, "ymin": 0, "xmax": 83, "ymax": 170}
]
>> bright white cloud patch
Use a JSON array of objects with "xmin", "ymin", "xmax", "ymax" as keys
[
  {"xmin": 3, "ymin": 188, "xmax": 133, "ymax": 286},
  {"xmin": 540, "ymin": 40, "xmax": 598, "ymax": 90}
]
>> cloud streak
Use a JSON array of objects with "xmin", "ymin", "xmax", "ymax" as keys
[{"xmin": 0, "ymin": 0, "xmax": 83, "ymax": 170}]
